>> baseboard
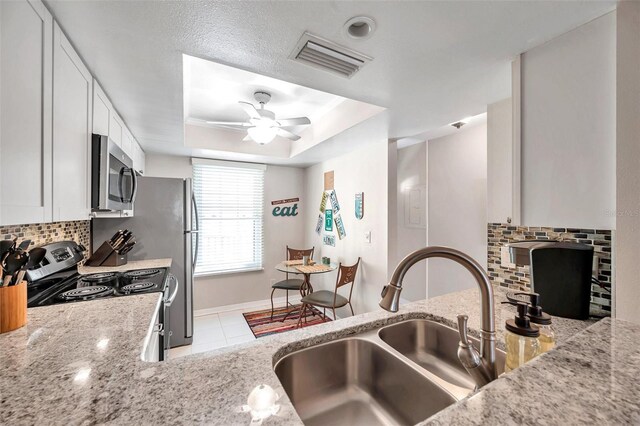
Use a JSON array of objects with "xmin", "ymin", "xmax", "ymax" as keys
[{"xmin": 194, "ymin": 295, "xmax": 302, "ymax": 317}]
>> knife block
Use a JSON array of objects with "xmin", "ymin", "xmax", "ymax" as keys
[
  {"xmin": 0, "ymin": 281, "xmax": 27, "ymax": 334},
  {"xmin": 86, "ymin": 241, "xmax": 128, "ymax": 267}
]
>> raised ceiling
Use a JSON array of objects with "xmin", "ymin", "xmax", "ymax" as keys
[{"xmin": 45, "ymin": 0, "xmax": 616, "ymax": 155}]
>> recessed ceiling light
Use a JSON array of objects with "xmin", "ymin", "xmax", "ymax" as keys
[{"xmin": 343, "ymin": 16, "xmax": 376, "ymax": 40}]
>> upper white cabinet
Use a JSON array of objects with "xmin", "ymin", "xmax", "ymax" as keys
[
  {"xmin": 92, "ymin": 80, "xmax": 112, "ymax": 137},
  {"xmin": 132, "ymin": 141, "xmax": 146, "ymax": 175},
  {"xmin": 52, "ymin": 22, "xmax": 92, "ymax": 222},
  {"xmin": 109, "ymin": 111, "xmax": 124, "ymax": 147},
  {"xmin": 0, "ymin": 0, "xmax": 53, "ymax": 226}
]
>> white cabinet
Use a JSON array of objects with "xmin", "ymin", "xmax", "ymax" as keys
[
  {"xmin": 0, "ymin": 0, "xmax": 53, "ymax": 226},
  {"xmin": 132, "ymin": 141, "xmax": 146, "ymax": 175},
  {"xmin": 52, "ymin": 22, "xmax": 92, "ymax": 222},
  {"xmin": 92, "ymin": 80, "xmax": 111, "ymax": 137},
  {"xmin": 121, "ymin": 127, "xmax": 133, "ymax": 159},
  {"xmin": 109, "ymin": 111, "xmax": 123, "ymax": 147}
]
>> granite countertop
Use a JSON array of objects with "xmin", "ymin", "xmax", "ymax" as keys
[
  {"xmin": 77, "ymin": 258, "xmax": 172, "ymax": 274},
  {"xmin": 2, "ymin": 286, "xmax": 637, "ymax": 425}
]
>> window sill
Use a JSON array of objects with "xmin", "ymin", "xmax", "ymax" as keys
[{"xmin": 194, "ymin": 267, "xmax": 265, "ymax": 278}]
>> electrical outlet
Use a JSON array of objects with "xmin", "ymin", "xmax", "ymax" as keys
[{"xmin": 364, "ymin": 231, "xmax": 372, "ymax": 244}]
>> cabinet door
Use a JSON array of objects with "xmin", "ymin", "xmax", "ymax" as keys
[
  {"xmin": 487, "ymin": 98, "xmax": 514, "ymax": 224},
  {"xmin": 121, "ymin": 127, "xmax": 133, "ymax": 159},
  {"xmin": 52, "ymin": 22, "xmax": 92, "ymax": 222},
  {"xmin": 0, "ymin": 0, "xmax": 53, "ymax": 226},
  {"xmin": 92, "ymin": 80, "xmax": 111, "ymax": 137},
  {"xmin": 109, "ymin": 111, "xmax": 123, "ymax": 147}
]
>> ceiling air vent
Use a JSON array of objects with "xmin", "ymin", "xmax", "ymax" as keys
[{"xmin": 289, "ymin": 32, "xmax": 372, "ymax": 78}]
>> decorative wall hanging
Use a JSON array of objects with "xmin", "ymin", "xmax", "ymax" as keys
[
  {"xmin": 315, "ymin": 215, "xmax": 323, "ymax": 235},
  {"xmin": 323, "ymin": 234, "xmax": 336, "ymax": 247},
  {"xmin": 334, "ymin": 214, "xmax": 346, "ymax": 240},
  {"xmin": 324, "ymin": 209, "xmax": 333, "ymax": 231},
  {"xmin": 271, "ymin": 197, "xmax": 300, "ymax": 217},
  {"xmin": 324, "ymin": 171, "xmax": 334, "ymax": 190},
  {"xmin": 329, "ymin": 190, "xmax": 340, "ymax": 214},
  {"xmin": 355, "ymin": 192, "xmax": 364, "ymax": 220},
  {"xmin": 319, "ymin": 191, "xmax": 328, "ymax": 213}
]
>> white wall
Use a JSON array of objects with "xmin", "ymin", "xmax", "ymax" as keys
[
  {"xmin": 396, "ymin": 142, "xmax": 427, "ymax": 301},
  {"xmin": 145, "ymin": 153, "xmax": 305, "ymax": 310},
  {"xmin": 521, "ymin": 12, "xmax": 616, "ymax": 229},
  {"xmin": 427, "ymin": 123, "xmax": 487, "ymax": 297},
  {"xmin": 303, "ymin": 116, "xmax": 389, "ymax": 316},
  {"xmin": 487, "ymin": 98, "xmax": 513, "ymax": 224},
  {"xmin": 615, "ymin": 1, "xmax": 640, "ymax": 324}
]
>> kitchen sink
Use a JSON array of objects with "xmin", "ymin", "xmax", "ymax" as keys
[
  {"xmin": 274, "ymin": 337, "xmax": 457, "ymax": 426},
  {"xmin": 274, "ymin": 319, "xmax": 506, "ymax": 426},
  {"xmin": 379, "ymin": 319, "xmax": 506, "ymax": 391}
]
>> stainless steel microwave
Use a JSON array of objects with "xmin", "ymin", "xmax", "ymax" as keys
[{"xmin": 91, "ymin": 134, "xmax": 137, "ymax": 212}]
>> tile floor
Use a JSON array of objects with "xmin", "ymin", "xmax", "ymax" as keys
[{"xmin": 168, "ymin": 303, "xmax": 265, "ymax": 359}]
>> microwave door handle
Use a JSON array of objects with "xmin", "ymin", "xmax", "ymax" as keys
[
  {"xmin": 118, "ymin": 167, "xmax": 126, "ymax": 202},
  {"xmin": 129, "ymin": 168, "xmax": 138, "ymax": 203}
]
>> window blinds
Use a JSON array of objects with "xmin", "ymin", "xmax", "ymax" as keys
[{"xmin": 192, "ymin": 160, "xmax": 265, "ymax": 275}]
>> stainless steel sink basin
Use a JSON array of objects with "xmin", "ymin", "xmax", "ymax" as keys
[
  {"xmin": 274, "ymin": 338, "xmax": 457, "ymax": 426},
  {"xmin": 274, "ymin": 319, "xmax": 506, "ymax": 425},
  {"xmin": 379, "ymin": 319, "xmax": 506, "ymax": 391}
]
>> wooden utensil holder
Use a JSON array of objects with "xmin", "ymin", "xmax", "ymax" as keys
[{"xmin": 0, "ymin": 281, "xmax": 27, "ymax": 334}]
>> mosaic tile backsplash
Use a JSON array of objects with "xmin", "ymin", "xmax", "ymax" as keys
[
  {"xmin": 487, "ymin": 223, "xmax": 612, "ymax": 316},
  {"xmin": 0, "ymin": 221, "xmax": 90, "ymax": 256}
]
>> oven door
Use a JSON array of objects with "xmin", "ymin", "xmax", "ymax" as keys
[{"xmin": 92, "ymin": 134, "xmax": 137, "ymax": 212}]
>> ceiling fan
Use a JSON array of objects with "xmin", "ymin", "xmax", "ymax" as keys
[{"xmin": 206, "ymin": 91, "xmax": 311, "ymax": 145}]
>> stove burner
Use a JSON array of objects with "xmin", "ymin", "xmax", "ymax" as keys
[
  {"xmin": 120, "ymin": 281, "xmax": 155, "ymax": 293},
  {"xmin": 123, "ymin": 269, "xmax": 161, "ymax": 279},
  {"xmin": 58, "ymin": 285, "xmax": 112, "ymax": 300},
  {"xmin": 81, "ymin": 272, "xmax": 117, "ymax": 284}
]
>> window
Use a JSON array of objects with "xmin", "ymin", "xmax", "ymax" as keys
[{"xmin": 192, "ymin": 159, "xmax": 265, "ymax": 275}]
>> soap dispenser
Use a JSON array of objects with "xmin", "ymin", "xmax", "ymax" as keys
[
  {"xmin": 503, "ymin": 301, "xmax": 540, "ymax": 373},
  {"xmin": 508, "ymin": 292, "xmax": 556, "ymax": 354}
]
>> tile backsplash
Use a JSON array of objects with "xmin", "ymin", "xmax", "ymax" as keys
[
  {"xmin": 487, "ymin": 223, "xmax": 612, "ymax": 316},
  {"xmin": 0, "ymin": 220, "xmax": 90, "ymax": 254}
]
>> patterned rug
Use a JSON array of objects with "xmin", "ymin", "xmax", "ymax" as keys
[{"xmin": 243, "ymin": 304, "xmax": 331, "ymax": 338}]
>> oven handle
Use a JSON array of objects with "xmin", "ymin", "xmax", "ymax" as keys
[{"xmin": 164, "ymin": 274, "xmax": 179, "ymax": 307}]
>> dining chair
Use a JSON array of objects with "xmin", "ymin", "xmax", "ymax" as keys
[
  {"xmin": 270, "ymin": 246, "xmax": 315, "ymax": 320},
  {"xmin": 296, "ymin": 257, "xmax": 360, "ymax": 327}
]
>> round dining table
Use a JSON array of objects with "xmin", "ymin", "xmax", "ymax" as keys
[{"xmin": 275, "ymin": 261, "xmax": 338, "ymax": 321}]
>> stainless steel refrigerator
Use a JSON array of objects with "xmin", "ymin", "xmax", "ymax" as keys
[{"xmin": 91, "ymin": 177, "xmax": 196, "ymax": 347}]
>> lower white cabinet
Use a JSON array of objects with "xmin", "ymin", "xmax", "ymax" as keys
[
  {"xmin": 52, "ymin": 22, "xmax": 92, "ymax": 221},
  {"xmin": 0, "ymin": 0, "xmax": 53, "ymax": 226}
]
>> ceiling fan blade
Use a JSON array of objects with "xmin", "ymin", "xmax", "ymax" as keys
[
  {"xmin": 277, "ymin": 128, "xmax": 301, "ymax": 141},
  {"xmin": 239, "ymin": 101, "xmax": 261, "ymax": 119},
  {"xmin": 277, "ymin": 117, "xmax": 311, "ymax": 127},
  {"xmin": 206, "ymin": 121, "xmax": 251, "ymax": 128}
]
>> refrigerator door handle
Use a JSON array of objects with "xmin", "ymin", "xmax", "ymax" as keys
[{"xmin": 192, "ymin": 193, "xmax": 199, "ymax": 270}]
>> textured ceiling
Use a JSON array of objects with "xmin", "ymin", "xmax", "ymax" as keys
[{"xmin": 45, "ymin": 0, "xmax": 615, "ymax": 155}]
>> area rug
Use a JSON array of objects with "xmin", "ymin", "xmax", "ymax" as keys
[{"xmin": 243, "ymin": 304, "xmax": 331, "ymax": 338}]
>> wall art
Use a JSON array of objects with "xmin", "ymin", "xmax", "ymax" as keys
[
  {"xmin": 324, "ymin": 209, "xmax": 333, "ymax": 231},
  {"xmin": 323, "ymin": 234, "xmax": 336, "ymax": 247},
  {"xmin": 271, "ymin": 197, "xmax": 300, "ymax": 217},
  {"xmin": 335, "ymin": 214, "xmax": 346, "ymax": 240},
  {"xmin": 355, "ymin": 192, "xmax": 364, "ymax": 220}
]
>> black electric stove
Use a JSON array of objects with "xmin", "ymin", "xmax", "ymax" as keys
[{"xmin": 26, "ymin": 241, "xmax": 169, "ymax": 308}]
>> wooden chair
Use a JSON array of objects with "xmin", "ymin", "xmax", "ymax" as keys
[
  {"xmin": 270, "ymin": 246, "xmax": 315, "ymax": 320},
  {"xmin": 296, "ymin": 258, "xmax": 360, "ymax": 327}
]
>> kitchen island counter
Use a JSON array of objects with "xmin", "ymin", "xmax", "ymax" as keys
[{"xmin": 2, "ymin": 286, "xmax": 636, "ymax": 425}]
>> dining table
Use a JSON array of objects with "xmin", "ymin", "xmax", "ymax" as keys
[{"xmin": 275, "ymin": 261, "xmax": 338, "ymax": 321}]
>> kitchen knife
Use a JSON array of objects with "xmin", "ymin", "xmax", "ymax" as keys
[{"xmin": 0, "ymin": 240, "xmax": 15, "ymax": 262}]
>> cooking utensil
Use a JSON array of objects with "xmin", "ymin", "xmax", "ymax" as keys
[
  {"xmin": 2, "ymin": 251, "xmax": 28, "ymax": 287},
  {"xmin": 12, "ymin": 247, "xmax": 46, "ymax": 286},
  {"xmin": 0, "ymin": 240, "xmax": 15, "ymax": 262},
  {"xmin": 17, "ymin": 239, "xmax": 31, "ymax": 252}
]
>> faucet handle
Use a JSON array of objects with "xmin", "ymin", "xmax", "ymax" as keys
[{"xmin": 457, "ymin": 314, "xmax": 471, "ymax": 346}]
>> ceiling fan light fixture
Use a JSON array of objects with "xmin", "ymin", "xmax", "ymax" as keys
[{"xmin": 247, "ymin": 126, "xmax": 278, "ymax": 145}]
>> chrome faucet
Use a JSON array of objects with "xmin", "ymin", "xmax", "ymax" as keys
[{"xmin": 379, "ymin": 246, "xmax": 497, "ymax": 387}]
